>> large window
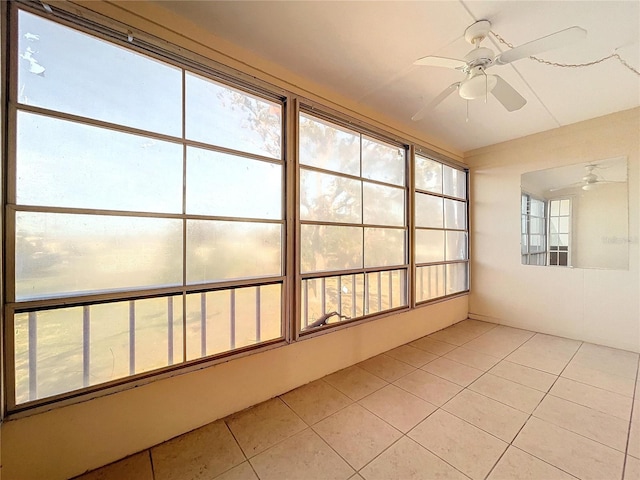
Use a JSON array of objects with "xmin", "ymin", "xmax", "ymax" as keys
[
  {"xmin": 10, "ymin": 10, "xmax": 285, "ymax": 407},
  {"xmin": 298, "ymin": 112, "xmax": 408, "ymax": 331},
  {"xmin": 414, "ymin": 155, "xmax": 469, "ymax": 302},
  {"xmin": 4, "ymin": 5, "xmax": 470, "ymax": 412},
  {"xmin": 548, "ymin": 198, "xmax": 571, "ymax": 266}
]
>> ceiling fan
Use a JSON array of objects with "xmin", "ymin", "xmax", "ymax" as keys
[
  {"xmin": 412, "ymin": 20, "xmax": 587, "ymax": 120},
  {"xmin": 550, "ymin": 164, "xmax": 625, "ymax": 192}
]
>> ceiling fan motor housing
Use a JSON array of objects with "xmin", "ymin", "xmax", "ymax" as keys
[{"xmin": 463, "ymin": 47, "xmax": 495, "ymax": 70}]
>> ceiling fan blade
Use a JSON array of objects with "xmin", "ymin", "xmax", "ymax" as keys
[
  {"xmin": 490, "ymin": 75, "xmax": 526, "ymax": 111},
  {"xmin": 494, "ymin": 26, "xmax": 587, "ymax": 65},
  {"xmin": 412, "ymin": 83, "xmax": 460, "ymax": 121},
  {"xmin": 413, "ymin": 55, "xmax": 466, "ymax": 69}
]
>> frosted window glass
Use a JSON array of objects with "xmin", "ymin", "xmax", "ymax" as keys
[
  {"xmin": 415, "ymin": 230, "xmax": 445, "ymax": 264},
  {"xmin": 415, "ymin": 193, "xmax": 443, "ymax": 228},
  {"xmin": 364, "ymin": 228, "xmax": 405, "ymax": 267},
  {"xmin": 443, "ymin": 165, "xmax": 466, "ymax": 199},
  {"xmin": 361, "ymin": 136, "xmax": 404, "ymax": 186},
  {"xmin": 444, "ymin": 199, "xmax": 466, "ymax": 230},
  {"xmin": 446, "ymin": 263, "xmax": 468, "ymax": 295},
  {"xmin": 363, "ymin": 183, "xmax": 404, "ymax": 226},
  {"xmin": 15, "ymin": 212, "xmax": 183, "ymax": 300},
  {"xmin": 17, "ymin": 112, "xmax": 183, "ymax": 213},
  {"xmin": 18, "ymin": 11, "xmax": 182, "ymax": 136},
  {"xmin": 300, "ymin": 225, "xmax": 363, "ymax": 273},
  {"xmin": 186, "ymin": 73, "xmax": 281, "ymax": 158},
  {"xmin": 186, "ymin": 220, "xmax": 281, "ymax": 283},
  {"xmin": 300, "ymin": 169, "xmax": 361, "ymax": 223},
  {"xmin": 186, "ymin": 147, "xmax": 282, "ymax": 219},
  {"xmin": 415, "ymin": 156, "xmax": 442, "ymax": 193},
  {"xmin": 299, "ymin": 113, "xmax": 360, "ymax": 175},
  {"xmin": 416, "ymin": 265, "xmax": 446, "ymax": 302},
  {"xmin": 446, "ymin": 231, "xmax": 468, "ymax": 261}
]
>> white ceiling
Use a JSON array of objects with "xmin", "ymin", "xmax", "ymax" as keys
[{"xmin": 156, "ymin": 1, "xmax": 640, "ymax": 152}]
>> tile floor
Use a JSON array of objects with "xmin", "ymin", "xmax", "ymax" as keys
[{"xmin": 75, "ymin": 320, "xmax": 640, "ymax": 480}]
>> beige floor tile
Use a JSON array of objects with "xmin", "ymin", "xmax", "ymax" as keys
[
  {"xmin": 358, "ymin": 354, "xmax": 416, "ymax": 382},
  {"xmin": 410, "ymin": 336, "xmax": 457, "ymax": 356},
  {"xmin": 280, "ymin": 379, "xmax": 352, "ymax": 425},
  {"xmin": 533, "ymin": 395, "xmax": 629, "ymax": 452},
  {"xmin": 422, "ymin": 357, "xmax": 485, "ymax": 386},
  {"xmin": 394, "ymin": 369, "xmax": 462, "ymax": 406},
  {"xmin": 349, "ymin": 475, "xmax": 365, "ymax": 480},
  {"xmin": 360, "ymin": 436, "xmax": 468, "ymax": 480},
  {"xmin": 629, "ymin": 420, "xmax": 640, "ymax": 459},
  {"xmin": 469, "ymin": 374, "xmax": 545, "ymax": 413},
  {"xmin": 429, "ymin": 320, "xmax": 496, "ymax": 346},
  {"xmin": 384, "ymin": 344, "xmax": 438, "ymax": 367},
  {"xmin": 572, "ymin": 343, "xmax": 639, "ymax": 380},
  {"xmin": 444, "ymin": 347, "xmax": 500, "ymax": 371},
  {"xmin": 561, "ymin": 361, "xmax": 636, "ymax": 397},
  {"xmin": 409, "ymin": 409, "xmax": 507, "ymax": 480},
  {"xmin": 313, "ymin": 403, "xmax": 402, "ymax": 470},
  {"xmin": 505, "ymin": 333, "xmax": 581, "ymax": 375},
  {"xmin": 443, "ymin": 389, "xmax": 529, "ymax": 442},
  {"xmin": 489, "ymin": 360, "xmax": 557, "ymax": 392},
  {"xmin": 487, "ymin": 447, "xmax": 576, "ymax": 480},
  {"xmin": 513, "ymin": 417, "xmax": 624, "ymax": 480},
  {"xmin": 625, "ymin": 456, "xmax": 640, "ymax": 480},
  {"xmin": 152, "ymin": 421, "xmax": 245, "ymax": 480},
  {"xmin": 74, "ymin": 452, "xmax": 153, "ymax": 480},
  {"xmin": 359, "ymin": 384, "xmax": 437, "ymax": 433},
  {"xmin": 213, "ymin": 462, "xmax": 258, "ymax": 480},
  {"xmin": 550, "ymin": 377, "xmax": 633, "ymax": 420},
  {"xmin": 324, "ymin": 365, "xmax": 387, "ymax": 401},
  {"xmin": 249, "ymin": 428, "xmax": 354, "ymax": 480},
  {"xmin": 462, "ymin": 326, "xmax": 534, "ymax": 358},
  {"xmin": 225, "ymin": 398, "xmax": 306, "ymax": 457}
]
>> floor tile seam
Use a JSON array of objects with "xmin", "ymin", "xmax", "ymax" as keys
[
  {"xmin": 390, "ymin": 376, "xmax": 460, "ymax": 405},
  {"xmin": 147, "ymin": 449, "xmax": 156, "ymax": 480},
  {"xmin": 555, "ymin": 373, "xmax": 636, "ymax": 399},
  {"xmin": 356, "ymin": 362, "xmax": 416, "ymax": 384},
  {"xmin": 529, "ymin": 410, "xmax": 630, "ymax": 454},
  {"xmin": 382, "ymin": 349, "xmax": 441, "ymax": 369},
  {"xmin": 526, "ymin": 414, "xmax": 628, "ymax": 456},
  {"xmin": 438, "ymin": 399, "xmax": 520, "ymax": 445},
  {"xmin": 398, "ymin": 430, "xmax": 475, "ymax": 480},
  {"xmin": 280, "ymin": 377, "xmax": 354, "ymax": 407},
  {"xmin": 494, "ymin": 444, "xmax": 581, "ymax": 480},
  {"xmin": 298, "ymin": 424, "xmax": 358, "ymax": 477},
  {"xmin": 495, "ymin": 357, "xmax": 563, "ymax": 378},
  {"xmin": 357, "ymin": 382, "xmax": 440, "ymax": 414},
  {"xmin": 568, "ymin": 357, "xmax": 640, "ymax": 381},
  {"xmin": 420, "ymin": 353, "xmax": 487, "ymax": 376},
  {"xmin": 486, "ymin": 369, "xmax": 555, "ymax": 394},
  {"xmin": 466, "ymin": 373, "xmax": 545, "ymax": 415},
  {"xmin": 541, "ymin": 390, "xmax": 634, "ymax": 425},
  {"xmin": 286, "ymin": 393, "xmax": 356, "ymax": 427},
  {"xmin": 222, "ymin": 415, "xmax": 256, "ymax": 461},
  {"xmin": 622, "ymin": 357, "xmax": 640, "ymax": 480}
]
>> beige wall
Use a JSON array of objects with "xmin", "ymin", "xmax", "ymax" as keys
[
  {"xmin": 466, "ymin": 107, "xmax": 640, "ymax": 352},
  {"xmin": 1, "ymin": 2, "xmax": 468, "ymax": 479}
]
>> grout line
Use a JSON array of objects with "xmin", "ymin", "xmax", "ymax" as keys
[
  {"xmin": 622, "ymin": 358, "xmax": 639, "ymax": 480},
  {"xmin": 148, "ymin": 449, "xmax": 156, "ymax": 480}
]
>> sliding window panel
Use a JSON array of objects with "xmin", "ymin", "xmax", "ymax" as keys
[
  {"xmin": 15, "ymin": 212, "xmax": 183, "ymax": 300},
  {"xmin": 363, "ymin": 183, "xmax": 404, "ymax": 226},
  {"xmin": 186, "ymin": 220, "xmax": 282, "ymax": 284},
  {"xmin": 443, "ymin": 165, "xmax": 467, "ymax": 199},
  {"xmin": 446, "ymin": 263, "xmax": 469, "ymax": 295},
  {"xmin": 185, "ymin": 72, "xmax": 282, "ymax": 158},
  {"xmin": 415, "ymin": 156, "xmax": 443, "ymax": 194},
  {"xmin": 186, "ymin": 147, "xmax": 282, "ymax": 219},
  {"xmin": 416, "ymin": 265, "xmax": 446, "ymax": 302},
  {"xmin": 17, "ymin": 112, "xmax": 183, "ymax": 213},
  {"xmin": 364, "ymin": 228, "xmax": 405, "ymax": 268},
  {"xmin": 299, "ymin": 169, "xmax": 362, "ymax": 223},
  {"xmin": 300, "ymin": 225, "xmax": 363, "ymax": 273},
  {"xmin": 445, "ymin": 231, "xmax": 468, "ymax": 261},
  {"xmin": 18, "ymin": 11, "xmax": 182, "ymax": 136},
  {"xmin": 185, "ymin": 284, "xmax": 282, "ymax": 360},
  {"xmin": 361, "ymin": 136, "xmax": 405, "ymax": 186},
  {"xmin": 415, "ymin": 193, "xmax": 444, "ymax": 228},
  {"xmin": 299, "ymin": 113, "xmax": 360, "ymax": 176},
  {"xmin": 415, "ymin": 229, "xmax": 445, "ymax": 264},
  {"xmin": 444, "ymin": 198, "xmax": 466, "ymax": 230}
]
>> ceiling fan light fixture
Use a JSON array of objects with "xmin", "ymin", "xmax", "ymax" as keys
[
  {"xmin": 582, "ymin": 183, "xmax": 595, "ymax": 191},
  {"xmin": 459, "ymin": 73, "xmax": 497, "ymax": 100}
]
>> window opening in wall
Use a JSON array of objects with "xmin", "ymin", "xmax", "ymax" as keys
[
  {"xmin": 414, "ymin": 155, "xmax": 469, "ymax": 303},
  {"xmin": 298, "ymin": 112, "xmax": 408, "ymax": 331},
  {"xmin": 9, "ymin": 8, "xmax": 286, "ymax": 408},
  {"xmin": 521, "ymin": 193, "xmax": 547, "ymax": 265},
  {"xmin": 548, "ymin": 198, "xmax": 571, "ymax": 266}
]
